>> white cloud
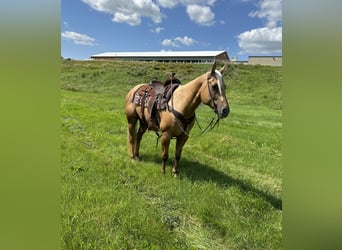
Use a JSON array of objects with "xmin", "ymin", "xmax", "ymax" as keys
[
  {"xmin": 113, "ymin": 12, "xmax": 141, "ymax": 26},
  {"xmin": 157, "ymin": 0, "xmax": 216, "ymax": 8},
  {"xmin": 61, "ymin": 31, "xmax": 97, "ymax": 46},
  {"xmin": 162, "ymin": 38, "xmax": 175, "ymax": 47},
  {"xmin": 151, "ymin": 26, "xmax": 165, "ymax": 33},
  {"xmin": 237, "ymin": 27, "xmax": 282, "ymax": 54},
  {"xmin": 249, "ymin": 0, "xmax": 282, "ymax": 28},
  {"xmin": 81, "ymin": 0, "xmax": 162, "ymax": 26},
  {"xmin": 157, "ymin": 0, "xmax": 178, "ymax": 8},
  {"xmin": 186, "ymin": 4, "xmax": 215, "ymax": 26},
  {"xmin": 237, "ymin": 0, "xmax": 282, "ymax": 54},
  {"xmin": 162, "ymin": 36, "xmax": 197, "ymax": 47},
  {"xmin": 81, "ymin": 0, "xmax": 218, "ymax": 26},
  {"xmin": 175, "ymin": 36, "xmax": 197, "ymax": 45}
]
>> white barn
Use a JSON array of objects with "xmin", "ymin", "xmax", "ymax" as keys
[{"xmin": 90, "ymin": 50, "xmax": 230, "ymax": 63}]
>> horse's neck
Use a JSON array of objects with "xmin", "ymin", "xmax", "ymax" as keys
[{"xmin": 170, "ymin": 74, "xmax": 206, "ymax": 117}]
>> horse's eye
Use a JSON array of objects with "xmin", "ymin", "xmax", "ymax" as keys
[{"xmin": 212, "ymin": 84, "xmax": 219, "ymax": 90}]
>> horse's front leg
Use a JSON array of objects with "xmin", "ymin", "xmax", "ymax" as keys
[
  {"xmin": 160, "ymin": 132, "xmax": 171, "ymax": 174},
  {"xmin": 172, "ymin": 133, "xmax": 189, "ymax": 176}
]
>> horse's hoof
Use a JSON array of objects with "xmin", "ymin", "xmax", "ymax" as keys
[
  {"xmin": 171, "ymin": 171, "xmax": 179, "ymax": 177},
  {"xmin": 131, "ymin": 156, "xmax": 141, "ymax": 161}
]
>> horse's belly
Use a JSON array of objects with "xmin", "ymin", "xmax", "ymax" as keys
[{"xmin": 147, "ymin": 120, "xmax": 160, "ymax": 131}]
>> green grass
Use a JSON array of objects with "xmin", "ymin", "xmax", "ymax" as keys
[{"xmin": 61, "ymin": 60, "xmax": 282, "ymax": 249}]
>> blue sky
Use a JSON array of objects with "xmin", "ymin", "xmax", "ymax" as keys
[{"xmin": 61, "ymin": 0, "xmax": 282, "ymax": 61}]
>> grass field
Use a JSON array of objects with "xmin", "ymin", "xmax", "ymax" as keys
[{"xmin": 61, "ymin": 60, "xmax": 282, "ymax": 249}]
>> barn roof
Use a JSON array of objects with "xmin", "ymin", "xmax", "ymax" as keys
[{"xmin": 91, "ymin": 50, "xmax": 228, "ymax": 59}]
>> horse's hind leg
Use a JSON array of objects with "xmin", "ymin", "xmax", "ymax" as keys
[
  {"xmin": 134, "ymin": 121, "xmax": 147, "ymax": 160},
  {"xmin": 172, "ymin": 133, "xmax": 189, "ymax": 176},
  {"xmin": 127, "ymin": 118, "xmax": 137, "ymax": 159}
]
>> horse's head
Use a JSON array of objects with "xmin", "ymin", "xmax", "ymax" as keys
[{"xmin": 202, "ymin": 62, "xmax": 230, "ymax": 119}]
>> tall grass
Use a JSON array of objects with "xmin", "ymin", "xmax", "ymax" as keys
[{"xmin": 61, "ymin": 60, "xmax": 282, "ymax": 249}]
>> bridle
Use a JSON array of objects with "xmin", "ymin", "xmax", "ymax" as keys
[
  {"xmin": 192, "ymin": 71, "xmax": 226, "ymax": 135},
  {"xmin": 175, "ymin": 72, "xmax": 225, "ymax": 136},
  {"xmin": 206, "ymin": 71, "xmax": 224, "ymax": 116}
]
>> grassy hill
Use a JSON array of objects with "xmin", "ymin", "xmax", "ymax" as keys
[{"xmin": 61, "ymin": 60, "xmax": 282, "ymax": 249}]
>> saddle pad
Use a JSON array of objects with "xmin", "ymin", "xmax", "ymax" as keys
[{"xmin": 133, "ymin": 85, "xmax": 152, "ymax": 107}]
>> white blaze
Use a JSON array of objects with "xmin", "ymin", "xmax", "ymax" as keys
[{"xmin": 215, "ymin": 70, "xmax": 223, "ymax": 95}]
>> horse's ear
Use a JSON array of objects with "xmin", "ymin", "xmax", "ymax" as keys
[
  {"xmin": 219, "ymin": 65, "xmax": 226, "ymax": 74},
  {"xmin": 211, "ymin": 61, "xmax": 217, "ymax": 74}
]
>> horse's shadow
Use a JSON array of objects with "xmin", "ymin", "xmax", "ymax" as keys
[{"xmin": 143, "ymin": 154, "xmax": 282, "ymax": 210}]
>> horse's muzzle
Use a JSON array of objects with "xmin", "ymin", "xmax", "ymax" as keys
[{"xmin": 216, "ymin": 106, "xmax": 230, "ymax": 119}]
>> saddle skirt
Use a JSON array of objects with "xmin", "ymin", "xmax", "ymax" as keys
[{"xmin": 132, "ymin": 77, "xmax": 181, "ymax": 130}]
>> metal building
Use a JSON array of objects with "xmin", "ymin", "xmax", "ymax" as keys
[
  {"xmin": 90, "ymin": 50, "xmax": 230, "ymax": 63},
  {"xmin": 248, "ymin": 56, "xmax": 282, "ymax": 66}
]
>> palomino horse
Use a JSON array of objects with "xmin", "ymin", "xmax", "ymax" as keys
[{"xmin": 125, "ymin": 62, "xmax": 230, "ymax": 176}]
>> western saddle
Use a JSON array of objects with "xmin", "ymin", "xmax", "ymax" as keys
[{"xmin": 132, "ymin": 73, "xmax": 181, "ymax": 130}]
